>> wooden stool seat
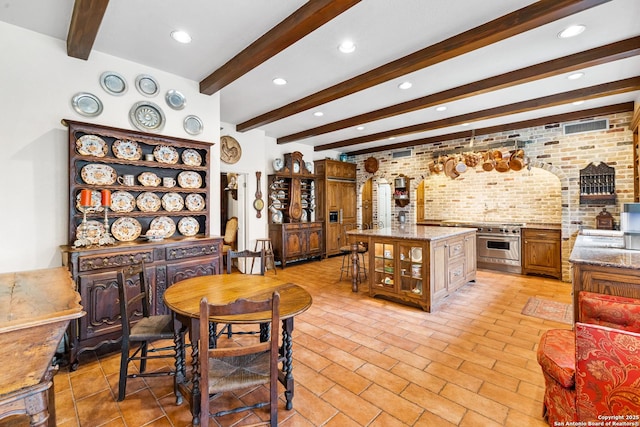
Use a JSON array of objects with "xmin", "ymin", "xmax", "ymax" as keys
[{"xmin": 253, "ymin": 238, "xmax": 276, "ymax": 274}]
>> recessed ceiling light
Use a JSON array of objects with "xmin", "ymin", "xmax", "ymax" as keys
[
  {"xmin": 338, "ymin": 40, "xmax": 356, "ymax": 54},
  {"xmin": 558, "ymin": 24, "xmax": 586, "ymax": 39},
  {"xmin": 572, "ymin": 100, "xmax": 585, "ymax": 106},
  {"xmin": 170, "ymin": 30, "xmax": 192, "ymax": 44},
  {"xmin": 313, "ymin": 111, "xmax": 324, "ymax": 117},
  {"xmin": 462, "ymin": 123, "xmax": 470, "ymax": 127},
  {"xmin": 389, "ymin": 137, "xmax": 396, "ymax": 140},
  {"xmin": 356, "ymin": 126, "xmax": 365, "ymax": 131},
  {"xmin": 568, "ymin": 72, "xmax": 585, "ymax": 80},
  {"xmin": 272, "ymin": 77, "xmax": 287, "ymax": 86},
  {"xmin": 398, "ymin": 81, "xmax": 412, "ymax": 90},
  {"xmin": 435, "ymin": 106, "xmax": 447, "ymax": 112}
]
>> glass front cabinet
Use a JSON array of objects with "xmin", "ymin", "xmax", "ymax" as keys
[{"xmin": 373, "ymin": 241, "xmax": 426, "ymax": 306}]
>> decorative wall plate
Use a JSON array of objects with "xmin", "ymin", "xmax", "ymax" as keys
[
  {"xmin": 135, "ymin": 74, "xmax": 160, "ymax": 97},
  {"xmin": 161, "ymin": 192, "xmax": 184, "ymax": 212},
  {"xmin": 149, "ymin": 216, "xmax": 176, "ymax": 238},
  {"xmin": 177, "ymin": 171, "xmax": 202, "ymax": 188},
  {"xmin": 100, "ymin": 71, "xmax": 127, "ymax": 96},
  {"xmin": 71, "ymin": 92, "xmax": 103, "ymax": 117},
  {"xmin": 178, "ymin": 217, "xmax": 199, "ymax": 236},
  {"xmin": 129, "ymin": 101, "xmax": 165, "ymax": 132},
  {"xmin": 364, "ymin": 157, "xmax": 379, "ymax": 173},
  {"xmin": 181, "ymin": 148, "xmax": 202, "ymax": 166},
  {"xmin": 137, "ymin": 171, "xmax": 161, "ymax": 187},
  {"xmin": 411, "ymin": 247, "xmax": 423, "ymax": 263},
  {"xmin": 76, "ymin": 135, "xmax": 108, "ymax": 157},
  {"xmin": 272, "ymin": 210, "xmax": 283, "ymax": 224},
  {"xmin": 165, "ymin": 89, "xmax": 186, "ymax": 110},
  {"xmin": 136, "ymin": 192, "xmax": 161, "ymax": 212},
  {"xmin": 305, "ymin": 161, "xmax": 314, "ymax": 173},
  {"xmin": 153, "ymin": 145, "xmax": 179, "ymax": 164},
  {"xmin": 273, "ymin": 158, "xmax": 284, "ymax": 172},
  {"xmin": 75, "ymin": 190, "xmax": 104, "ymax": 213},
  {"xmin": 183, "ymin": 115, "xmax": 203, "ymax": 135},
  {"xmin": 80, "ymin": 164, "xmax": 117, "ymax": 185},
  {"xmin": 113, "ymin": 139, "xmax": 142, "ymax": 160},
  {"xmin": 76, "ymin": 220, "xmax": 106, "ymax": 244},
  {"xmin": 111, "ymin": 217, "xmax": 142, "ymax": 242},
  {"xmin": 220, "ymin": 135, "xmax": 241, "ymax": 164},
  {"xmin": 184, "ymin": 194, "xmax": 206, "ymax": 211},
  {"xmin": 110, "ymin": 191, "xmax": 135, "ymax": 213}
]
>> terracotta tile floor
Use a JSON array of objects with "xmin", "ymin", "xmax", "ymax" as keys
[{"xmin": 1, "ymin": 255, "xmax": 572, "ymax": 426}]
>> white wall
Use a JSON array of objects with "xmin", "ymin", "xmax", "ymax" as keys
[
  {"xmin": 0, "ymin": 22, "xmax": 222, "ymax": 273},
  {"xmin": 0, "ymin": 22, "xmax": 340, "ymax": 273}
]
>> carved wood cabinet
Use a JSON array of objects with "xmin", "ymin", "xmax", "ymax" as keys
[
  {"xmin": 522, "ymin": 228, "xmax": 562, "ymax": 279},
  {"xmin": 61, "ymin": 119, "xmax": 221, "ymax": 369}
]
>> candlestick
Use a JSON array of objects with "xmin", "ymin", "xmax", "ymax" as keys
[
  {"xmin": 101, "ymin": 189, "xmax": 111, "ymax": 207},
  {"xmin": 80, "ymin": 189, "xmax": 92, "ymax": 207},
  {"xmin": 99, "ymin": 205, "xmax": 115, "ymax": 245}
]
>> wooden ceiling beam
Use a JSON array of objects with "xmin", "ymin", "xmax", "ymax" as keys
[
  {"xmin": 199, "ymin": 0, "xmax": 361, "ymax": 95},
  {"xmin": 345, "ymin": 103, "xmax": 635, "ymax": 156},
  {"xmin": 314, "ymin": 77, "xmax": 640, "ymax": 151},
  {"xmin": 66, "ymin": 0, "xmax": 110, "ymax": 60},
  {"xmin": 279, "ymin": 36, "xmax": 640, "ymax": 143},
  {"xmin": 237, "ymin": 0, "xmax": 611, "ymax": 132}
]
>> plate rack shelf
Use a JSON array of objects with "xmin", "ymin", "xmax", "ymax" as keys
[
  {"xmin": 65, "ymin": 119, "xmax": 212, "ymax": 243},
  {"xmin": 579, "ymin": 161, "xmax": 616, "ymax": 205}
]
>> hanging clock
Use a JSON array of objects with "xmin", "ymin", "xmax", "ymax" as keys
[
  {"xmin": 254, "ymin": 171, "xmax": 264, "ymax": 218},
  {"xmin": 220, "ymin": 135, "xmax": 242, "ymax": 164}
]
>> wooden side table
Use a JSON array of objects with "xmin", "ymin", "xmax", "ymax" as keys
[{"xmin": 253, "ymin": 238, "xmax": 276, "ymax": 274}]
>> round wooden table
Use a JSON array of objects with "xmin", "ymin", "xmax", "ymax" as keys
[{"xmin": 164, "ymin": 274, "xmax": 312, "ymax": 425}]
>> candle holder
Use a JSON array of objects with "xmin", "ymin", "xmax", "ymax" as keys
[
  {"xmin": 98, "ymin": 205, "xmax": 115, "ymax": 245},
  {"xmin": 73, "ymin": 207, "xmax": 94, "ymax": 248}
]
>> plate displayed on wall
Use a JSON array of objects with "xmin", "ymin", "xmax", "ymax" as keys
[
  {"xmin": 178, "ymin": 217, "xmax": 199, "ymax": 236},
  {"xmin": 184, "ymin": 193, "xmax": 205, "ymax": 211},
  {"xmin": 183, "ymin": 115, "xmax": 203, "ymax": 135},
  {"xmin": 76, "ymin": 220, "xmax": 106, "ymax": 245},
  {"xmin": 111, "ymin": 217, "xmax": 142, "ymax": 242},
  {"xmin": 153, "ymin": 145, "xmax": 179, "ymax": 164},
  {"xmin": 80, "ymin": 164, "xmax": 117, "ymax": 185},
  {"xmin": 129, "ymin": 101, "xmax": 165, "ymax": 132},
  {"xmin": 149, "ymin": 216, "xmax": 176, "ymax": 238},
  {"xmin": 76, "ymin": 135, "xmax": 108, "ymax": 157},
  {"xmin": 75, "ymin": 190, "xmax": 104, "ymax": 213},
  {"xmin": 112, "ymin": 139, "xmax": 142, "ymax": 160},
  {"xmin": 165, "ymin": 89, "xmax": 186, "ymax": 110},
  {"xmin": 99, "ymin": 71, "xmax": 127, "ymax": 96},
  {"xmin": 161, "ymin": 192, "xmax": 184, "ymax": 212},
  {"xmin": 273, "ymin": 158, "xmax": 284, "ymax": 172},
  {"xmin": 110, "ymin": 191, "xmax": 135, "ymax": 213},
  {"xmin": 136, "ymin": 192, "xmax": 161, "ymax": 212},
  {"xmin": 220, "ymin": 135, "xmax": 241, "ymax": 164},
  {"xmin": 181, "ymin": 148, "xmax": 202, "ymax": 166},
  {"xmin": 135, "ymin": 74, "xmax": 159, "ymax": 97},
  {"xmin": 71, "ymin": 92, "xmax": 103, "ymax": 117},
  {"xmin": 177, "ymin": 171, "xmax": 202, "ymax": 188}
]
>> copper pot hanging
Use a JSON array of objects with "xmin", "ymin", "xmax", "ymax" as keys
[
  {"xmin": 509, "ymin": 149, "xmax": 525, "ymax": 171},
  {"xmin": 482, "ymin": 151, "xmax": 495, "ymax": 171}
]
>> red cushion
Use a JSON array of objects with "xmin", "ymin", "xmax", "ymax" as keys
[
  {"xmin": 579, "ymin": 292, "xmax": 640, "ymax": 332},
  {"xmin": 537, "ymin": 329, "xmax": 575, "ymax": 388}
]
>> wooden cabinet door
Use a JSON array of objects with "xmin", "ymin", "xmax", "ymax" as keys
[
  {"xmin": 341, "ymin": 182, "xmax": 357, "ymax": 221},
  {"xmin": 327, "ymin": 181, "xmax": 340, "ymax": 210},
  {"xmin": 284, "ymin": 229, "xmax": 304, "ymax": 258},
  {"xmin": 307, "ymin": 225, "xmax": 323, "ymax": 254},
  {"xmin": 326, "ymin": 222, "xmax": 341, "ymax": 255},
  {"xmin": 464, "ymin": 234, "xmax": 477, "ymax": 281},
  {"xmin": 431, "ymin": 240, "xmax": 447, "ymax": 300},
  {"xmin": 522, "ymin": 229, "xmax": 561, "ymax": 278}
]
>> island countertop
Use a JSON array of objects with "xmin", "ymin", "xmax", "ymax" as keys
[
  {"xmin": 569, "ymin": 233, "xmax": 640, "ymax": 269},
  {"xmin": 347, "ymin": 225, "xmax": 476, "ymax": 241}
]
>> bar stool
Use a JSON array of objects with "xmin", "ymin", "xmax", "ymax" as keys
[
  {"xmin": 252, "ymin": 238, "xmax": 276, "ymax": 274},
  {"xmin": 339, "ymin": 224, "xmax": 367, "ymax": 283}
]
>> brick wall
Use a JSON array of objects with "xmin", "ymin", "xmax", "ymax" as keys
[{"xmin": 351, "ymin": 111, "xmax": 634, "ymax": 281}]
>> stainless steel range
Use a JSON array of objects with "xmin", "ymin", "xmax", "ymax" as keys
[{"xmin": 441, "ymin": 221, "xmax": 523, "ymax": 274}]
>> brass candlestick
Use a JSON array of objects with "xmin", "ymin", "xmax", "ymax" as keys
[
  {"xmin": 73, "ymin": 207, "xmax": 93, "ymax": 248},
  {"xmin": 99, "ymin": 205, "xmax": 115, "ymax": 245}
]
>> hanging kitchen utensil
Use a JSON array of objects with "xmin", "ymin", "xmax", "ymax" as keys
[
  {"xmin": 509, "ymin": 149, "xmax": 525, "ymax": 171},
  {"xmin": 433, "ymin": 156, "xmax": 444, "ymax": 174},
  {"xmin": 455, "ymin": 155, "xmax": 467, "ymax": 173},
  {"xmin": 482, "ymin": 151, "xmax": 495, "ymax": 171},
  {"xmin": 495, "ymin": 157, "xmax": 510, "ymax": 172},
  {"xmin": 444, "ymin": 157, "xmax": 459, "ymax": 179}
]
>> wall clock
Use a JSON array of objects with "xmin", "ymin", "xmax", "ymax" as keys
[
  {"xmin": 254, "ymin": 171, "xmax": 264, "ymax": 218},
  {"xmin": 220, "ymin": 135, "xmax": 242, "ymax": 164}
]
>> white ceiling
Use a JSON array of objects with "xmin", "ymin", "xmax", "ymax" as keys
[{"xmin": 1, "ymin": 0, "xmax": 638, "ymax": 154}]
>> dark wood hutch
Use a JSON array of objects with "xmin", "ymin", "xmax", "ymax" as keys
[{"xmin": 60, "ymin": 120, "xmax": 222, "ymax": 369}]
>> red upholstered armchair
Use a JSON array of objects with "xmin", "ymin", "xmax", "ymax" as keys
[{"xmin": 537, "ymin": 291, "xmax": 640, "ymax": 425}]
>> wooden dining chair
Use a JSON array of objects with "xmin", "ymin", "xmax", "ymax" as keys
[
  {"xmin": 199, "ymin": 292, "xmax": 280, "ymax": 427},
  {"xmin": 117, "ymin": 263, "xmax": 176, "ymax": 402}
]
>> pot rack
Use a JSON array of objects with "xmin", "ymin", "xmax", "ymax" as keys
[{"xmin": 432, "ymin": 139, "xmax": 530, "ymax": 159}]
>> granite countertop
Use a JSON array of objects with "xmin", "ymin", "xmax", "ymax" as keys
[
  {"xmin": 570, "ymin": 234, "xmax": 640, "ymax": 269},
  {"xmin": 348, "ymin": 225, "xmax": 476, "ymax": 241}
]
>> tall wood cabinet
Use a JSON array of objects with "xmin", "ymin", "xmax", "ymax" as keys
[
  {"xmin": 268, "ymin": 152, "xmax": 323, "ymax": 268},
  {"xmin": 61, "ymin": 120, "xmax": 222, "ymax": 369},
  {"xmin": 315, "ymin": 159, "xmax": 357, "ymax": 256}
]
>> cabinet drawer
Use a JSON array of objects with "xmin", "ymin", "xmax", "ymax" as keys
[
  {"xmin": 165, "ymin": 243, "xmax": 220, "ymax": 261},
  {"xmin": 522, "ymin": 229, "xmax": 560, "ymax": 240},
  {"xmin": 447, "ymin": 239, "xmax": 465, "ymax": 259},
  {"xmin": 448, "ymin": 259, "xmax": 466, "ymax": 290},
  {"xmin": 78, "ymin": 250, "xmax": 155, "ymax": 272}
]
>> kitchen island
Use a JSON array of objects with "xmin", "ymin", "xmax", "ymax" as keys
[
  {"xmin": 570, "ymin": 231, "xmax": 640, "ymax": 322},
  {"xmin": 347, "ymin": 225, "xmax": 476, "ymax": 311}
]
